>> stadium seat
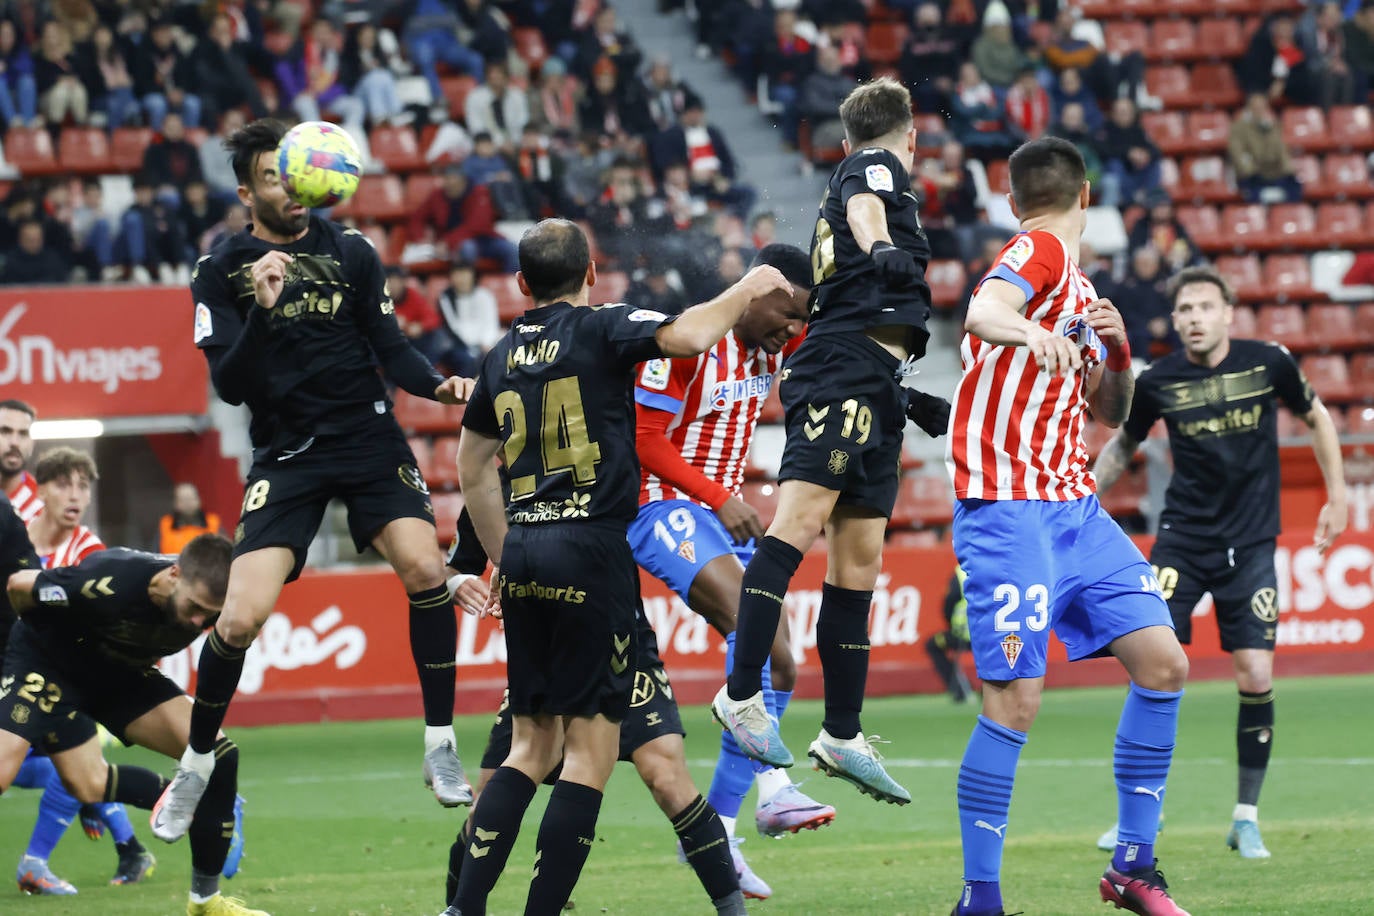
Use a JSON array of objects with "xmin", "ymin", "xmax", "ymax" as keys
[
  {"xmin": 1263, "ymin": 254, "xmax": 1318, "ymax": 302},
  {"xmin": 1215, "ymin": 254, "xmax": 1266, "ymax": 302},
  {"xmin": 369, "ymin": 125, "xmax": 425, "ymax": 173},
  {"xmin": 1355, "ymin": 303, "xmax": 1374, "ymax": 345},
  {"xmin": 1305, "ymin": 303, "xmax": 1362, "ymax": 351},
  {"xmin": 334, "ymin": 174, "xmax": 406, "ymax": 222},
  {"xmin": 1190, "ymin": 63, "xmax": 1242, "ymax": 109},
  {"xmin": 431, "ymin": 492, "xmax": 465, "ymax": 542},
  {"xmin": 428, "ymin": 435, "xmax": 461, "ymax": 488},
  {"xmin": 1274, "ymin": 406, "xmax": 1306, "ymax": 440},
  {"xmin": 1183, "ymin": 110, "xmax": 1232, "ymax": 155},
  {"xmin": 1264, "ymin": 202, "xmax": 1316, "ymax": 250},
  {"xmin": 1290, "ymin": 153, "xmax": 1323, "ymax": 194},
  {"xmin": 889, "ymin": 474, "xmax": 955, "ymax": 529},
  {"xmin": 357, "ymin": 223, "xmax": 393, "ymax": 263},
  {"xmin": 407, "ymin": 436, "xmax": 434, "ymax": 482},
  {"xmin": 1231, "ymin": 304, "xmax": 1258, "ymax": 337},
  {"xmin": 4, "ymin": 127, "xmax": 59, "ymax": 176},
  {"xmin": 511, "ymin": 27, "xmax": 548, "ymax": 71},
  {"xmin": 1349, "ymin": 352, "xmax": 1374, "ymax": 402},
  {"xmin": 404, "ymin": 172, "xmax": 443, "ymax": 214},
  {"xmin": 1142, "ymin": 111, "xmax": 1187, "ymax": 156},
  {"xmin": 1145, "ymin": 65, "xmax": 1193, "ymax": 110},
  {"xmin": 1106, "ymin": 21, "xmax": 1150, "ymax": 57},
  {"xmin": 1195, "ymin": 18, "xmax": 1246, "ymax": 59},
  {"xmin": 1281, "ymin": 106, "xmax": 1330, "ymax": 153},
  {"xmin": 438, "ymin": 75, "xmax": 477, "ymax": 119},
  {"xmin": 482, "ymin": 273, "xmax": 525, "ymax": 324},
  {"xmin": 1219, "ymin": 204, "xmax": 1269, "ymax": 251},
  {"xmin": 798, "ymin": 119, "xmax": 844, "ymax": 165},
  {"xmin": 1347, "ymin": 404, "xmax": 1374, "ymax": 436},
  {"xmin": 1255, "ymin": 303, "xmax": 1311, "ymax": 350},
  {"xmin": 1316, "ymin": 202, "xmax": 1365, "ymax": 248},
  {"xmin": 1326, "ymin": 105, "xmax": 1374, "ymax": 151},
  {"xmin": 1174, "ymin": 155, "xmax": 1234, "ymax": 203},
  {"xmin": 1320, "ymin": 153, "xmax": 1372, "ymax": 200},
  {"xmin": 1177, "ymin": 204, "xmax": 1222, "ymax": 252},
  {"xmin": 1158, "ymin": 156, "xmax": 1180, "ymax": 193},
  {"xmin": 595, "ymin": 270, "xmax": 629, "ymax": 305},
  {"xmin": 57, "ymin": 127, "xmax": 111, "ymax": 175},
  {"xmin": 1148, "ymin": 20, "xmax": 1198, "ymax": 61},
  {"xmin": 110, "ymin": 127, "xmax": 154, "ymax": 173},
  {"xmin": 740, "ymin": 481, "xmax": 780, "ymax": 528},
  {"xmin": 1300, "ymin": 354, "xmax": 1355, "ymax": 403},
  {"xmin": 1311, "ymin": 250, "xmax": 1374, "ymax": 301},
  {"xmin": 393, "ymin": 390, "xmax": 463, "ymax": 434},
  {"xmin": 864, "ymin": 22, "xmax": 908, "ymax": 65},
  {"xmin": 927, "ymin": 259, "xmax": 968, "ymax": 311}
]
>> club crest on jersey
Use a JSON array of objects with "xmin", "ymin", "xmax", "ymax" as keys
[
  {"xmin": 710, "ymin": 374, "xmax": 772, "ymax": 410},
  {"xmin": 864, "ymin": 163, "xmax": 894, "ymax": 192},
  {"xmin": 641, "ymin": 359, "xmax": 671, "ymax": 391},
  {"xmin": 828, "ymin": 449, "xmax": 850, "ymax": 475},
  {"xmin": 1000, "ymin": 633, "xmax": 1023, "ymax": 669},
  {"xmin": 677, "ymin": 540, "xmax": 696, "ymax": 563},
  {"xmin": 193, "ymin": 303, "xmax": 213, "ymax": 344},
  {"xmin": 1001, "ymin": 235, "xmax": 1034, "ymax": 271}
]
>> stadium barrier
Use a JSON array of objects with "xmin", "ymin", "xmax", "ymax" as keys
[{"xmin": 157, "ymin": 531, "xmax": 1374, "ymax": 727}]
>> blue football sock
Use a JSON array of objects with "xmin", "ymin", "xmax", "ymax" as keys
[
  {"xmin": 97, "ymin": 803, "xmax": 135, "ymax": 845},
  {"xmin": 957, "ymin": 714, "xmax": 1026, "ymax": 912},
  {"xmin": 773, "ymin": 689, "xmax": 792, "ymax": 721},
  {"xmin": 711, "ymin": 632, "xmax": 759, "ymax": 818},
  {"xmin": 28, "ymin": 768, "xmax": 80, "ymax": 860},
  {"xmin": 1113, "ymin": 683, "xmax": 1181, "ymax": 873}
]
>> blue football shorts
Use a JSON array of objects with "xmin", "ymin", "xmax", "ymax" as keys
[
  {"xmin": 952, "ymin": 494, "xmax": 1173, "ymax": 681},
  {"xmin": 627, "ymin": 499, "xmax": 755, "ymax": 601}
]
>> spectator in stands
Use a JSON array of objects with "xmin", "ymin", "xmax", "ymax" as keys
[
  {"xmin": 627, "ymin": 264, "xmax": 690, "ymax": 315},
  {"xmin": 179, "ymin": 180, "xmax": 225, "ymax": 255},
  {"xmin": 142, "ymin": 112, "xmax": 203, "ymax": 202},
  {"xmin": 132, "ymin": 17, "xmax": 200, "ymax": 131},
  {"xmin": 436, "ymin": 258, "xmax": 502, "ymax": 357},
  {"xmin": 77, "ymin": 23, "xmax": 136, "ymax": 130},
  {"xmin": 71, "ymin": 179, "xmax": 115, "ymax": 279},
  {"xmin": 1343, "ymin": 0, "xmax": 1374, "ymax": 99},
  {"xmin": 116, "ymin": 171, "xmax": 191, "ymax": 282},
  {"xmin": 386, "ymin": 265, "xmax": 477, "ymax": 377},
  {"xmin": 955, "ymin": 236, "xmax": 1006, "ymax": 325},
  {"xmin": 527, "ymin": 56, "xmax": 580, "ymax": 133},
  {"xmin": 750, "ymin": 211, "xmax": 776, "ymax": 251},
  {"xmin": 586, "ymin": 157, "xmax": 655, "ymax": 268},
  {"xmin": 652, "ymin": 98, "xmax": 755, "ymax": 218},
  {"xmin": 1042, "ymin": 6, "xmax": 1099, "ymax": 76},
  {"xmin": 400, "ymin": 0, "xmax": 485, "ymax": 102},
  {"xmin": 0, "ymin": 219, "xmax": 68, "ymax": 284},
  {"xmin": 558, "ymin": 129, "xmax": 610, "ymax": 215},
  {"xmin": 0, "ymin": 19, "xmax": 38, "ymax": 130},
  {"xmin": 761, "ymin": 7, "xmax": 813, "ymax": 143},
  {"xmin": 815, "ymin": 17, "xmax": 871, "ymax": 83},
  {"xmin": 0, "ymin": 187, "xmax": 38, "ymax": 251},
  {"xmin": 456, "ymin": 0, "xmax": 512, "ymax": 68},
  {"xmin": 716, "ymin": 0, "xmax": 778, "ymax": 85},
  {"xmin": 579, "ymin": 56, "xmax": 653, "ymax": 143},
  {"xmin": 1048, "ymin": 101, "xmax": 1104, "ymax": 189},
  {"xmin": 1099, "ymin": 96, "xmax": 1162, "ymax": 207},
  {"xmin": 970, "ymin": 1, "xmax": 1028, "ymax": 91},
  {"xmin": 1127, "ymin": 188, "xmax": 1201, "ymax": 272},
  {"xmin": 1051, "ymin": 68, "xmax": 1103, "ymax": 131},
  {"xmin": 1301, "ymin": 1, "xmax": 1356, "ymax": 107},
  {"xmin": 201, "ymin": 109, "xmax": 246, "ymax": 205},
  {"xmin": 1043, "ymin": 5, "xmax": 1148, "ymax": 111},
  {"xmin": 192, "ymin": 13, "xmax": 267, "ymax": 124},
  {"xmin": 900, "ymin": 2, "xmax": 962, "ymax": 114},
  {"xmin": 463, "ymin": 130, "xmax": 529, "ymax": 219},
  {"xmin": 927, "ymin": 140, "xmax": 981, "ymax": 255},
  {"xmin": 950, "ymin": 61, "xmax": 1018, "ymax": 160},
  {"xmin": 1004, "ymin": 66, "xmax": 1050, "ymax": 141},
  {"xmin": 913, "ymin": 159, "xmax": 962, "ymax": 260},
  {"xmin": 515, "ymin": 125, "xmax": 570, "ymax": 216},
  {"xmin": 34, "ymin": 20, "xmax": 87, "ymax": 127},
  {"xmin": 158, "ymin": 483, "xmax": 220, "ymax": 556},
  {"xmin": 1238, "ymin": 15, "xmax": 1312, "ymax": 104},
  {"xmin": 642, "ymin": 54, "xmax": 700, "ymax": 133},
  {"xmin": 651, "ymin": 161, "xmax": 708, "ymax": 222},
  {"xmin": 797, "ymin": 44, "xmax": 852, "ymax": 151},
  {"xmin": 278, "ymin": 18, "xmax": 365, "ymax": 134},
  {"xmin": 575, "ymin": 4, "xmax": 643, "ymax": 81},
  {"xmin": 409, "ymin": 163, "xmax": 519, "ymax": 273},
  {"xmin": 1228, "ymin": 92, "xmax": 1303, "ymax": 203},
  {"xmin": 39, "ymin": 181, "xmax": 78, "ymax": 267},
  {"xmin": 1079, "ymin": 240, "xmax": 1118, "ymax": 302},
  {"xmin": 1118, "ymin": 244, "xmax": 1179, "ymax": 363},
  {"xmin": 465, "ymin": 60, "xmax": 529, "ymax": 150},
  {"xmin": 203, "ymin": 203, "xmax": 248, "ymax": 252},
  {"xmin": 339, "ymin": 21, "xmax": 407, "ymax": 128}
]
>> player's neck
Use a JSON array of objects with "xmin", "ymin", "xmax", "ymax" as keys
[
  {"xmin": 1018, "ymin": 215, "xmax": 1081, "ymax": 263},
  {"xmin": 148, "ymin": 567, "xmax": 176, "ymax": 607},
  {"xmin": 250, "ymin": 223, "xmax": 308, "ymax": 246},
  {"xmin": 533, "ymin": 290, "xmax": 589, "ymax": 309},
  {"xmin": 1186, "ymin": 336, "xmax": 1231, "ymax": 369},
  {"xmin": 27, "ymin": 512, "xmax": 69, "ymax": 553}
]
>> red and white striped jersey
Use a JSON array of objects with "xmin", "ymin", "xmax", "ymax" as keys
[
  {"xmin": 947, "ymin": 230, "xmax": 1106, "ymax": 502},
  {"xmin": 635, "ymin": 332, "xmax": 798, "ymax": 507},
  {"xmin": 6, "ymin": 472, "xmax": 42, "ymax": 523},
  {"xmin": 31, "ymin": 519, "xmax": 104, "ymax": 569}
]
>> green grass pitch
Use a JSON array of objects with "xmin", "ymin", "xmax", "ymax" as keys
[{"xmin": 3, "ymin": 675, "xmax": 1371, "ymax": 915}]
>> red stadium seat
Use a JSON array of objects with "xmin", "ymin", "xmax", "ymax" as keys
[
  {"xmin": 1195, "ymin": 18, "xmax": 1246, "ymax": 59},
  {"xmin": 1176, "ymin": 204, "xmax": 1222, "ymax": 251},
  {"xmin": 511, "ymin": 27, "xmax": 548, "ymax": 71},
  {"xmin": 439, "ymin": 75, "xmax": 477, "ymax": 119},
  {"xmin": 1348, "ymin": 403, "xmax": 1374, "ymax": 435},
  {"xmin": 1320, "ymin": 153, "xmax": 1372, "ymax": 200},
  {"xmin": 110, "ymin": 127, "xmax": 153, "ymax": 172},
  {"xmin": 1142, "ymin": 111, "xmax": 1188, "ymax": 156},
  {"xmin": 1316, "ymin": 202, "xmax": 1365, "ymax": 248},
  {"xmin": 798, "ymin": 119, "xmax": 844, "ymax": 166},
  {"xmin": 404, "ymin": 172, "xmax": 444, "ymax": 214},
  {"xmin": 57, "ymin": 127, "xmax": 111, "ymax": 175},
  {"xmin": 1190, "ymin": 63, "xmax": 1243, "ymax": 109},
  {"xmin": 393, "ymin": 390, "xmax": 464, "ymax": 434},
  {"xmin": 4, "ymin": 127, "xmax": 59, "ymax": 176},
  {"xmin": 1290, "ymin": 153, "xmax": 1323, "ymax": 192},
  {"xmin": 357, "ymin": 222, "xmax": 394, "ymax": 264},
  {"xmin": 1145, "ymin": 66, "xmax": 1193, "ymax": 110},
  {"xmin": 594, "ymin": 270, "xmax": 629, "ymax": 305},
  {"xmin": 1264, "ymin": 202, "xmax": 1316, "ymax": 250},
  {"xmin": 740, "ymin": 481, "xmax": 780, "ymax": 529},
  {"xmin": 431, "ymin": 492, "xmax": 466, "ymax": 541},
  {"xmin": 1355, "ymin": 303, "xmax": 1374, "ymax": 345},
  {"xmin": 334, "ymin": 174, "xmax": 406, "ymax": 222},
  {"xmin": 369, "ymin": 125, "xmax": 424, "ymax": 173},
  {"xmin": 1274, "ymin": 406, "xmax": 1306, "ymax": 439},
  {"xmin": 927, "ymin": 259, "xmax": 968, "ymax": 311},
  {"xmin": 1305, "ymin": 304, "xmax": 1362, "ymax": 351},
  {"xmin": 889, "ymin": 474, "xmax": 955, "ymax": 529},
  {"xmin": 1148, "ymin": 20, "xmax": 1198, "ymax": 61},
  {"xmin": 482, "ymin": 274, "xmax": 525, "ymax": 324},
  {"xmin": 1184, "ymin": 110, "xmax": 1232, "ymax": 155},
  {"xmin": 1255, "ymin": 303, "xmax": 1311, "ymax": 350},
  {"xmin": 1299, "ymin": 354, "xmax": 1354, "ymax": 403},
  {"xmin": 1219, "ymin": 203, "xmax": 1268, "ymax": 250},
  {"xmin": 407, "ymin": 436, "xmax": 435, "ymax": 482},
  {"xmin": 1106, "ymin": 21, "xmax": 1150, "ymax": 57},
  {"xmin": 1327, "ymin": 105, "xmax": 1374, "ymax": 151},
  {"xmin": 1348, "ymin": 352, "xmax": 1374, "ymax": 402},
  {"xmin": 1215, "ymin": 254, "xmax": 1265, "ymax": 302},
  {"xmin": 1281, "ymin": 106, "xmax": 1330, "ymax": 153},
  {"xmin": 428, "ymin": 435, "xmax": 461, "ymax": 488},
  {"xmin": 1175, "ymin": 155, "xmax": 1234, "ymax": 203},
  {"xmin": 1231, "ymin": 305, "xmax": 1258, "ymax": 338},
  {"xmin": 1263, "ymin": 254, "xmax": 1317, "ymax": 302},
  {"xmin": 864, "ymin": 22, "xmax": 908, "ymax": 65}
]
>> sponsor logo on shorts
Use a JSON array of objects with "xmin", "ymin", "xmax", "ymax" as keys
[
  {"xmin": 510, "ymin": 501, "xmax": 566, "ymax": 524},
  {"xmin": 828, "ymin": 449, "xmax": 849, "ymax": 475},
  {"xmin": 631, "ymin": 670, "xmax": 657, "ymax": 708},
  {"xmin": 398, "ymin": 463, "xmax": 430, "ymax": 494},
  {"xmin": 677, "ymin": 540, "xmax": 696, "ymax": 563},
  {"xmin": 645, "ymin": 711, "xmax": 663, "ymax": 727},
  {"xmin": 500, "ymin": 575, "xmax": 587, "ymax": 604},
  {"xmin": 1250, "ymin": 587, "xmax": 1279, "ymax": 622},
  {"xmin": 1000, "ymin": 633, "xmax": 1023, "ymax": 669},
  {"xmin": 563, "ymin": 492, "xmax": 591, "ymax": 519}
]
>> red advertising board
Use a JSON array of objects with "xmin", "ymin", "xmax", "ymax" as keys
[
  {"xmin": 157, "ymin": 532, "xmax": 1374, "ymax": 727},
  {"xmin": 0, "ymin": 285, "xmax": 206, "ymax": 418}
]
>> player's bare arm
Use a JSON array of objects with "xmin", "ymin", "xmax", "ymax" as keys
[
  {"xmin": 1084, "ymin": 298, "xmax": 1134, "ymax": 427},
  {"xmin": 966, "ymin": 278, "xmax": 1082, "ymax": 375},
  {"xmin": 455, "ymin": 430, "xmax": 507, "ymax": 567},
  {"xmin": 6, "ymin": 569, "xmax": 38, "ymax": 613},
  {"xmin": 1301, "ymin": 397, "xmax": 1348, "ymax": 554},
  {"xmin": 1093, "ymin": 432, "xmax": 1141, "ymax": 493},
  {"xmin": 250, "ymin": 250, "xmax": 293, "ymax": 310},
  {"xmin": 656, "ymin": 265, "xmax": 790, "ymax": 357}
]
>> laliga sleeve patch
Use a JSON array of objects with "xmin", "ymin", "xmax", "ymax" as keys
[
  {"xmin": 193, "ymin": 302, "xmax": 214, "ymax": 344},
  {"xmin": 640, "ymin": 359, "xmax": 671, "ymax": 391},
  {"xmin": 1000, "ymin": 235, "xmax": 1035, "ymax": 272},
  {"xmin": 627, "ymin": 308, "xmax": 668, "ymax": 323},
  {"xmin": 37, "ymin": 585, "xmax": 68, "ymax": 606},
  {"xmin": 865, "ymin": 163, "xmax": 894, "ymax": 193}
]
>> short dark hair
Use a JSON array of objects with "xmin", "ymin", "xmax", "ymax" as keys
[
  {"xmin": 178, "ymin": 533, "xmax": 232, "ymax": 605},
  {"xmin": 225, "ymin": 118, "xmax": 289, "ymax": 190},
  {"xmin": 752, "ymin": 243, "xmax": 812, "ymax": 289},
  {"xmin": 1167, "ymin": 264, "xmax": 1233, "ymax": 308},
  {"xmin": 839, "ymin": 78, "xmax": 912, "ymax": 147},
  {"xmin": 0, "ymin": 399, "xmax": 36, "ymax": 420},
  {"xmin": 1007, "ymin": 137, "xmax": 1086, "ymax": 215},
  {"xmin": 518, "ymin": 219, "xmax": 590, "ymax": 303},
  {"xmin": 34, "ymin": 447, "xmax": 97, "ymax": 485}
]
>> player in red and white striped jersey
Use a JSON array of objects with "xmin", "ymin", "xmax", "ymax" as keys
[
  {"xmin": 0, "ymin": 400, "xmax": 41, "ymax": 523},
  {"xmin": 27, "ymin": 447, "xmax": 104, "ymax": 568}
]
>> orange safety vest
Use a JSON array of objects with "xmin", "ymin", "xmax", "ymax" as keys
[{"xmin": 159, "ymin": 513, "xmax": 221, "ymax": 555}]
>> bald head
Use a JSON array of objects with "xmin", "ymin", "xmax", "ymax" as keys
[{"xmin": 518, "ymin": 219, "xmax": 591, "ymax": 304}]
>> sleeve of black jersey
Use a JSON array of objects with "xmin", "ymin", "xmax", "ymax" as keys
[
  {"xmin": 1267, "ymin": 343, "xmax": 1316, "ymax": 415},
  {"xmin": 192, "ymin": 254, "xmax": 269, "ymax": 406},
  {"xmin": 599, "ymin": 305, "xmax": 676, "ymax": 366},
  {"xmin": 444, "ymin": 505, "xmax": 489, "ymax": 575},
  {"xmin": 836, "ymin": 148, "xmax": 904, "ymax": 210},
  {"xmin": 28, "ymin": 561, "xmax": 118, "ymax": 623},
  {"xmin": 0, "ymin": 502, "xmax": 39, "ymax": 576},
  {"xmin": 460, "ymin": 364, "xmax": 499, "ymax": 436},
  {"xmin": 349, "ymin": 232, "xmax": 447, "ymax": 399},
  {"xmin": 1121, "ymin": 368, "xmax": 1160, "ymax": 443}
]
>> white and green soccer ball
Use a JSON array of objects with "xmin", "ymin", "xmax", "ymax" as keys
[{"xmin": 276, "ymin": 120, "xmax": 363, "ymax": 209}]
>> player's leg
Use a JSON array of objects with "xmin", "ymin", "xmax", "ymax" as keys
[{"xmin": 10, "ymin": 752, "xmax": 80, "ymax": 895}]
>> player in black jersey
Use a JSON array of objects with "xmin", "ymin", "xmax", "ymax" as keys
[
  {"xmin": 0, "ymin": 535, "xmax": 270, "ymax": 916},
  {"xmin": 451, "ymin": 218, "xmax": 787, "ymax": 915},
  {"xmin": 716, "ymin": 77, "xmax": 932, "ymax": 805},
  {"xmin": 163, "ymin": 119, "xmax": 481, "ymax": 835},
  {"xmin": 1094, "ymin": 265, "xmax": 1347, "ymax": 860}
]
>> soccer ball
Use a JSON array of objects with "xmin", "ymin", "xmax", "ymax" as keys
[{"xmin": 276, "ymin": 120, "xmax": 363, "ymax": 209}]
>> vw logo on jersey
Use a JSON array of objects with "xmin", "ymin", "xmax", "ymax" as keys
[{"xmin": 710, "ymin": 374, "xmax": 774, "ymax": 411}]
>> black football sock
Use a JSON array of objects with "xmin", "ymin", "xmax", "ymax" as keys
[
  {"xmin": 524, "ymin": 780, "xmax": 603, "ymax": 915},
  {"xmin": 671, "ymin": 795, "xmax": 737, "ymax": 903},
  {"xmin": 190, "ymin": 630, "xmax": 247, "ymax": 754},
  {"xmin": 455, "ymin": 767, "xmax": 537, "ymax": 915},
  {"xmin": 115, "ymin": 836, "xmax": 147, "ymax": 857},
  {"xmin": 189, "ymin": 738, "xmax": 239, "ymax": 879},
  {"xmin": 727, "ymin": 536, "xmax": 802, "ymax": 701},
  {"xmin": 446, "ymin": 817, "xmax": 470, "ymax": 905},
  {"xmin": 409, "ymin": 584, "xmax": 458, "ymax": 726},
  {"xmin": 1237, "ymin": 689, "xmax": 1275, "ymax": 807},
  {"xmin": 816, "ymin": 584, "xmax": 873, "ymax": 740},
  {"xmin": 103, "ymin": 764, "xmax": 170, "ymax": 808}
]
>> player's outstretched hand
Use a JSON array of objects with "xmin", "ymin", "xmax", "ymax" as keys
[
  {"xmin": 870, "ymin": 241, "xmax": 919, "ymax": 288},
  {"xmin": 446, "ymin": 571, "xmax": 489, "ymax": 616},
  {"xmin": 1025, "ymin": 322, "xmax": 1082, "ymax": 375},
  {"xmin": 717, "ymin": 495, "xmax": 765, "ymax": 544},
  {"xmin": 1086, "ymin": 298, "xmax": 1127, "ymax": 352},
  {"xmin": 435, "ymin": 376, "xmax": 475, "ymax": 405},
  {"xmin": 905, "ymin": 388, "xmax": 951, "ymax": 437},
  {"xmin": 1314, "ymin": 500, "xmax": 1347, "ymax": 555},
  {"xmin": 737, "ymin": 264, "xmax": 791, "ymax": 301},
  {"xmin": 251, "ymin": 250, "xmax": 293, "ymax": 310}
]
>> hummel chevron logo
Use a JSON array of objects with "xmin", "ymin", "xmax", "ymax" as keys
[
  {"xmin": 474, "ymin": 828, "xmax": 500, "ymax": 842},
  {"xmin": 973, "ymin": 820, "xmax": 1008, "ymax": 838},
  {"xmin": 1132, "ymin": 785, "xmax": 1165, "ymax": 802},
  {"xmin": 804, "ymin": 403, "xmax": 829, "ymax": 441},
  {"xmin": 80, "ymin": 576, "xmax": 114, "ymax": 598},
  {"xmin": 611, "ymin": 634, "xmax": 631, "ymax": 675}
]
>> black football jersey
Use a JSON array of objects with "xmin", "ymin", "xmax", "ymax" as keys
[
  {"xmin": 0, "ymin": 494, "xmax": 41, "ymax": 653},
  {"xmin": 809, "ymin": 147, "xmax": 932, "ymax": 347},
  {"xmin": 23, "ymin": 548, "xmax": 211, "ymax": 669},
  {"xmin": 463, "ymin": 302, "xmax": 673, "ymax": 526},
  {"xmin": 1123, "ymin": 339, "xmax": 1315, "ymax": 546},
  {"xmin": 191, "ymin": 216, "xmax": 444, "ymax": 451}
]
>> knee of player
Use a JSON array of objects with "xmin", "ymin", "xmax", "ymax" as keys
[
  {"xmin": 1143, "ymin": 645, "xmax": 1189, "ymax": 693},
  {"xmin": 1234, "ymin": 666, "xmax": 1270, "ymax": 695},
  {"xmin": 63, "ymin": 762, "xmax": 109, "ymax": 805},
  {"xmin": 395, "ymin": 553, "xmax": 448, "ymax": 594},
  {"xmin": 633, "ymin": 746, "xmax": 691, "ymax": 809},
  {"xmin": 216, "ymin": 612, "xmax": 263, "ymax": 647}
]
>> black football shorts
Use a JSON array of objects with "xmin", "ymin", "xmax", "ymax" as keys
[{"xmin": 1151, "ymin": 532, "xmax": 1279, "ymax": 652}]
